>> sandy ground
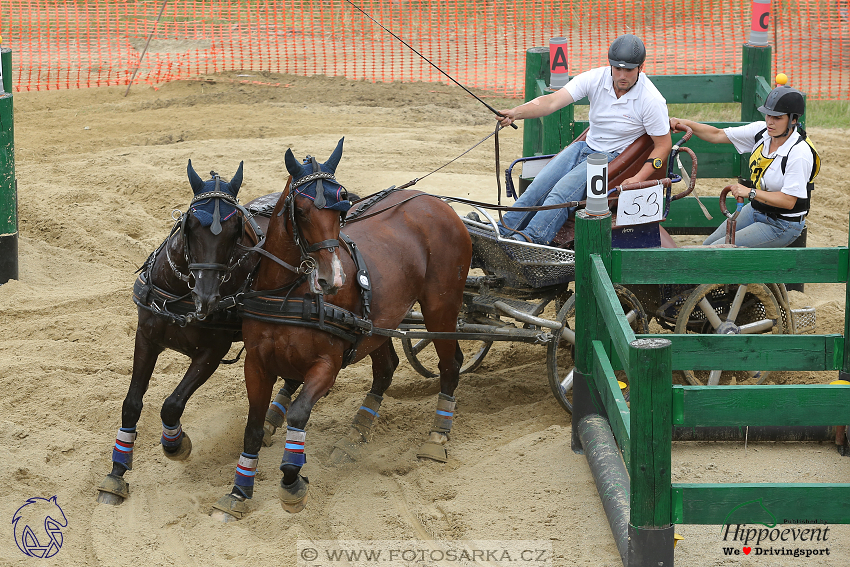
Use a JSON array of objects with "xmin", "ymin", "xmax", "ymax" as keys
[{"xmin": 1, "ymin": 72, "xmax": 849, "ymax": 566}]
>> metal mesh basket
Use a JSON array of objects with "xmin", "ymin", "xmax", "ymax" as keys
[
  {"xmin": 791, "ymin": 306, "xmax": 817, "ymax": 334},
  {"xmin": 465, "ymin": 220, "xmax": 575, "ymax": 288}
]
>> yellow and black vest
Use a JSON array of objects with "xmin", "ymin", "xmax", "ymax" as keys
[{"xmin": 743, "ymin": 127, "xmax": 820, "ymax": 216}]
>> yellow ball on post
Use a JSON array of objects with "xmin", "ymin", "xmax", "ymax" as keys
[{"xmin": 775, "ymin": 73, "xmax": 788, "ymax": 86}]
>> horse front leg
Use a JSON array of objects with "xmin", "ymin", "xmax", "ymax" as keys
[
  {"xmin": 279, "ymin": 359, "xmax": 339, "ymax": 513},
  {"xmin": 417, "ymin": 339, "xmax": 461, "ymax": 463},
  {"xmin": 97, "ymin": 329, "xmax": 163, "ymax": 505},
  {"xmin": 329, "ymin": 340, "xmax": 398, "ymax": 465},
  {"xmin": 159, "ymin": 344, "xmax": 230, "ymax": 461},
  {"xmin": 210, "ymin": 350, "xmax": 276, "ymax": 522}
]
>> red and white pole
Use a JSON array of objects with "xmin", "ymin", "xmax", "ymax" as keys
[
  {"xmin": 549, "ymin": 37, "xmax": 569, "ymax": 89},
  {"xmin": 748, "ymin": 0, "xmax": 771, "ymax": 45}
]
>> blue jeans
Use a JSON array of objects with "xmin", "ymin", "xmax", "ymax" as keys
[
  {"xmin": 703, "ymin": 203, "xmax": 805, "ymax": 248},
  {"xmin": 498, "ymin": 141, "xmax": 619, "ymax": 245}
]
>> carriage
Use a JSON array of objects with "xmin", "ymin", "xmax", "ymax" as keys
[{"xmin": 396, "ymin": 126, "xmax": 815, "ymax": 414}]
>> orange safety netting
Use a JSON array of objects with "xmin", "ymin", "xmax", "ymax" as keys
[{"xmin": 1, "ymin": 0, "xmax": 847, "ymax": 100}]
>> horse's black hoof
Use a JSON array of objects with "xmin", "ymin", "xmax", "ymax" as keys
[
  {"xmin": 329, "ymin": 437, "xmax": 360, "ymax": 465},
  {"xmin": 279, "ymin": 476, "xmax": 309, "ymax": 513},
  {"xmin": 162, "ymin": 432, "xmax": 192, "ymax": 461},
  {"xmin": 96, "ymin": 474, "xmax": 129, "ymax": 505},
  {"xmin": 210, "ymin": 493, "xmax": 248, "ymax": 522}
]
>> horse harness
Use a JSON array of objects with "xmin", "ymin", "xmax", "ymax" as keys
[
  {"xmin": 134, "ymin": 176, "xmax": 267, "ymax": 328},
  {"xmin": 241, "ymin": 167, "xmax": 378, "ymax": 368}
]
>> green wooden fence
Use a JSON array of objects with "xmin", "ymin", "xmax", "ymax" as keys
[{"xmin": 571, "ymin": 209, "xmax": 850, "ymax": 565}]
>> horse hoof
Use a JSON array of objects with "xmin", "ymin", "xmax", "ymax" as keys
[
  {"xmin": 328, "ymin": 437, "xmax": 360, "ymax": 466},
  {"xmin": 162, "ymin": 432, "xmax": 192, "ymax": 461},
  {"xmin": 416, "ymin": 441, "xmax": 448, "ymax": 463},
  {"xmin": 96, "ymin": 474, "xmax": 129, "ymax": 505},
  {"xmin": 210, "ymin": 493, "xmax": 248, "ymax": 522},
  {"xmin": 279, "ymin": 476, "xmax": 309, "ymax": 513},
  {"xmin": 262, "ymin": 423, "xmax": 276, "ymax": 447}
]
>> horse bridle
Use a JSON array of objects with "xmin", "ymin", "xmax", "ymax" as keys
[
  {"xmin": 166, "ymin": 172, "xmax": 266, "ymax": 287},
  {"xmin": 276, "ymin": 156, "xmax": 348, "ymax": 275}
]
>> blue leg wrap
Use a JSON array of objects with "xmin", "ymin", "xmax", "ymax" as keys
[
  {"xmin": 280, "ymin": 427, "xmax": 306, "ymax": 470},
  {"xmin": 111, "ymin": 427, "xmax": 137, "ymax": 470},
  {"xmin": 160, "ymin": 422, "xmax": 184, "ymax": 451},
  {"xmin": 234, "ymin": 452, "xmax": 259, "ymax": 499}
]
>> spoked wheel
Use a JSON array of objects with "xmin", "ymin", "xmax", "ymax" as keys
[
  {"xmin": 547, "ymin": 285, "xmax": 649, "ymax": 414},
  {"xmin": 401, "ymin": 337, "xmax": 493, "ymax": 378},
  {"xmin": 674, "ymin": 283, "xmax": 785, "ymax": 386}
]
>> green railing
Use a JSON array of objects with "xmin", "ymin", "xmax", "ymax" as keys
[
  {"xmin": 0, "ymin": 46, "xmax": 17, "ymax": 285},
  {"xmin": 571, "ymin": 209, "xmax": 850, "ymax": 565}
]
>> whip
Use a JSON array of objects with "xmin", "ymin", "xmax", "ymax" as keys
[{"xmin": 342, "ymin": 0, "xmax": 517, "ymax": 129}]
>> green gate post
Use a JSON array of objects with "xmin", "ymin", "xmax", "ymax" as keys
[
  {"xmin": 0, "ymin": 46, "xmax": 16, "ymax": 284},
  {"xmin": 740, "ymin": 44, "xmax": 772, "ymax": 122},
  {"xmin": 571, "ymin": 210, "xmax": 612, "ymax": 453},
  {"xmin": 627, "ymin": 337, "xmax": 674, "ymax": 566}
]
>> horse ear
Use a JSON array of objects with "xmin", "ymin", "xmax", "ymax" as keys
[
  {"xmin": 187, "ymin": 159, "xmax": 205, "ymax": 194},
  {"xmin": 325, "ymin": 137, "xmax": 344, "ymax": 172},
  {"xmin": 230, "ymin": 161, "xmax": 244, "ymax": 195},
  {"xmin": 284, "ymin": 148, "xmax": 304, "ymax": 178}
]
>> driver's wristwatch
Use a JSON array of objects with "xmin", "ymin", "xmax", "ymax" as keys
[{"xmin": 748, "ymin": 188, "xmax": 757, "ymax": 202}]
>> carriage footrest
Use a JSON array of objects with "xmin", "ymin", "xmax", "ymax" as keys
[
  {"xmin": 469, "ymin": 293, "xmax": 544, "ymax": 317},
  {"xmin": 791, "ymin": 306, "xmax": 816, "ymax": 334}
]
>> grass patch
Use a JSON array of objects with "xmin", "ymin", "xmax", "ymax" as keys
[{"xmin": 666, "ymin": 101, "xmax": 850, "ymax": 129}]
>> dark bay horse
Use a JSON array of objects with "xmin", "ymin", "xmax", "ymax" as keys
[
  {"xmin": 210, "ymin": 138, "xmax": 472, "ymax": 520},
  {"xmin": 97, "ymin": 161, "xmax": 276, "ymax": 505}
]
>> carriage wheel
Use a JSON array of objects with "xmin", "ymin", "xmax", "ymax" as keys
[
  {"xmin": 547, "ymin": 285, "xmax": 649, "ymax": 414},
  {"xmin": 400, "ymin": 337, "xmax": 493, "ymax": 378},
  {"xmin": 674, "ymin": 283, "xmax": 785, "ymax": 386}
]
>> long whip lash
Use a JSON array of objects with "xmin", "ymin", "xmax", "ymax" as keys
[{"xmin": 342, "ymin": 0, "xmax": 517, "ymax": 129}]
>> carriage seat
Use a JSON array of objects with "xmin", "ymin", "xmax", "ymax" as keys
[{"xmin": 549, "ymin": 130, "xmax": 673, "ymax": 248}]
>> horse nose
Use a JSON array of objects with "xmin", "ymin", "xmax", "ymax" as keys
[
  {"xmin": 193, "ymin": 291, "xmax": 221, "ymax": 318},
  {"xmin": 317, "ymin": 277, "xmax": 339, "ymax": 296}
]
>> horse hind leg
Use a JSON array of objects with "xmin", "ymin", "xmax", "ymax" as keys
[
  {"xmin": 417, "ymin": 305, "xmax": 463, "ymax": 464},
  {"xmin": 262, "ymin": 378, "xmax": 301, "ymax": 447},
  {"xmin": 329, "ymin": 340, "xmax": 399, "ymax": 465}
]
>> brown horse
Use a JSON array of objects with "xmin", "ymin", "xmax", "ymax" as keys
[
  {"xmin": 210, "ymin": 138, "xmax": 472, "ymax": 520},
  {"xmin": 97, "ymin": 161, "xmax": 281, "ymax": 505}
]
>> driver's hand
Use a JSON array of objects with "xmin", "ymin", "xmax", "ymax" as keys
[{"xmin": 496, "ymin": 110, "xmax": 516, "ymax": 127}]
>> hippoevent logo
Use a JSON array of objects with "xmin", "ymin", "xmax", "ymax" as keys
[
  {"xmin": 720, "ymin": 499, "xmax": 831, "ymax": 559},
  {"xmin": 12, "ymin": 496, "xmax": 67, "ymax": 558}
]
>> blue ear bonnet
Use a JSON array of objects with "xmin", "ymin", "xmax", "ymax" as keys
[
  {"xmin": 291, "ymin": 173, "xmax": 352, "ymax": 213},
  {"xmin": 190, "ymin": 179, "xmax": 238, "ymax": 227},
  {"xmin": 285, "ymin": 137, "xmax": 352, "ymax": 213},
  {"xmin": 186, "ymin": 160, "xmax": 243, "ymax": 228}
]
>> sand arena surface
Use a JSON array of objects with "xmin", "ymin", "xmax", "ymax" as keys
[{"xmin": 1, "ymin": 73, "xmax": 849, "ymax": 566}]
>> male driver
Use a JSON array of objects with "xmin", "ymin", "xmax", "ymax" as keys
[{"xmin": 493, "ymin": 34, "xmax": 671, "ymax": 244}]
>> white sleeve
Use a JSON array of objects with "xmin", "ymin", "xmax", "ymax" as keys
[
  {"xmin": 642, "ymin": 96, "xmax": 670, "ymax": 137},
  {"xmin": 780, "ymin": 145, "xmax": 813, "ymax": 199},
  {"xmin": 724, "ymin": 122, "xmax": 766, "ymax": 154},
  {"xmin": 564, "ymin": 68, "xmax": 598, "ymax": 102}
]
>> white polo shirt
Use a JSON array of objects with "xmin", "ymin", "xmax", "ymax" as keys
[
  {"xmin": 564, "ymin": 66, "xmax": 669, "ymax": 154},
  {"xmin": 723, "ymin": 122, "xmax": 812, "ymax": 204}
]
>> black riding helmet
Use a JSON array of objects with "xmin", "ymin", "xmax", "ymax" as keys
[
  {"xmin": 608, "ymin": 34, "xmax": 646, "ymax": 69},
  {"xmin": 758, "ymin": 85, "xmax": 805, "ymax": 136}
]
